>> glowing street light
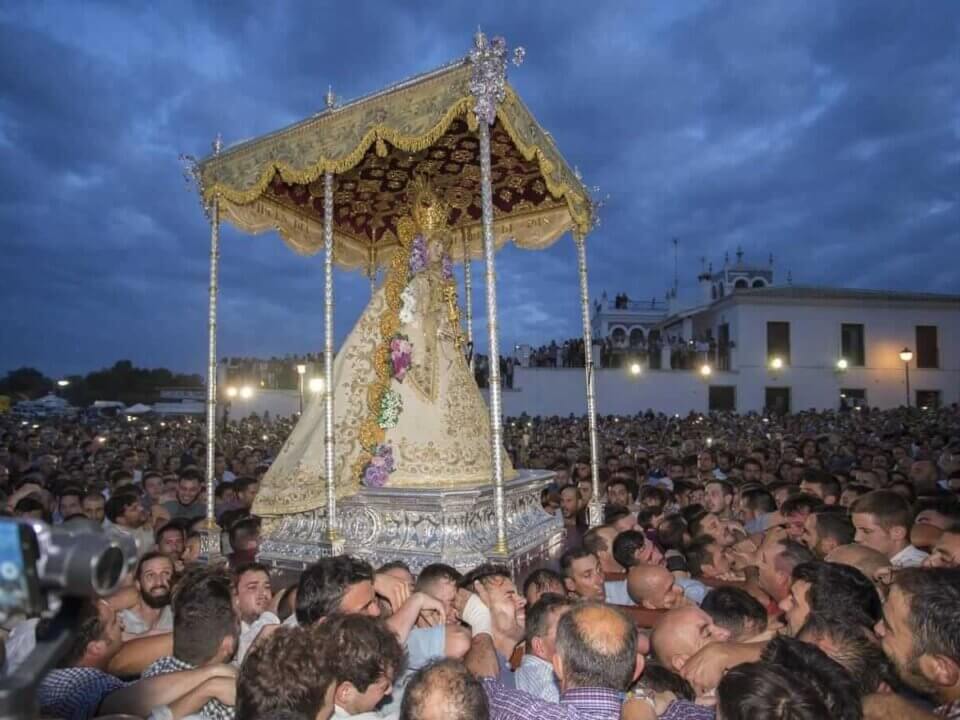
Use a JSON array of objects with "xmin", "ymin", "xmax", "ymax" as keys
[
  {"xmin": 239, "ymin": 386, "xmax": 254, "ymax": 399},
  {"xmin": 226, "ymin": 386, "xmax": 238, "ymax": 398},
  {"xmin": 309, "ymin": 377, "xmax": 324, "ymax": 394},
  {"xmin": 899, "ymin": 348, "xmax": 913, "ymax": 407},
  {"xmin": 836, "ymin": 358, "xmax": 849, "ymax": 371},
  {"xmin": 57, "ymin": 379, "xmax": 70, "ymax": 388},
  {"xmin": 296, "ymin": 364, "xmax": 307, "ymax": 413},
  {"xmin": 769, "ymin": 356, "xmax": 783, "ymax": 371},
  {"xmin": 629, "ymin": 362, "xmax": 642, "ymax": 376},
  {"xmin": 699, "ymin": 364, "xmax": 712, "ymax": 378}
]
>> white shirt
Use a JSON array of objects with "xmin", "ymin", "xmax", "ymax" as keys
[
  {"xmin": 120, "ymin": 605, "xmax": 173, "ymax": 636},
  {"xmin": 236, "ymin": 611, "xmax": 281, "ymax": 665},
  {"xmin": 605, "ymin": 579, "xmax": 633, "ymax": 606},
  {"xmin": 891, "ymin": 544, "xmax": 929, "ymax": 568},
  {"xmin": 515, "ymin": 654, "xmax": 559, "ymax": 702}
]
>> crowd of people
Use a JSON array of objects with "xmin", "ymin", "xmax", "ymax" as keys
[{"xmin": 1, "ymin": 403, "xmax": 959, "ymax": 719}]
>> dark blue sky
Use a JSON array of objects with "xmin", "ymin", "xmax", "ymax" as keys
[{"xmin": 2, "ymin": 1, "xmax": 957, "ymax": 378}]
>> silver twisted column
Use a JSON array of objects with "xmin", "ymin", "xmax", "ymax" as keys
[
  {"xmin": 462, "ymin": 231, "xmax": 474, "ymax": 372},
  {"xmin": 323, "ymin": 170, "xmax": 339, "ymax": 546},
  {"xmin": 204, "ymin": 135, "xmax": 223, "ymax": 532},
  {"xmin": 574, "ymin": 233, "xmax": 603, "ymax": 527},
  {"xmin": 478, "ymin": 121, "xmax": 508, "ymax": 555}
]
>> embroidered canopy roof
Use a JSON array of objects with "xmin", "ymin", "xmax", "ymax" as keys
[{"xmin": 196, "ymin": 59, "xmax": 592, "ymax": 270}]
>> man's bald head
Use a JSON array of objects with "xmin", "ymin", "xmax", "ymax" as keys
[
  {"xmin": 627, "ymin": 565, "xmax": 685, "ymax": 610},
  {"xmin": 554, "ymin": 602, "xmax": 638, "ymax": 692},
  {"xmin": 652, "ymin": 607, "xmax": 730, "ymax": 674},
  {"xmin": 399, "ymin": 658, "xmax": 489, "ymax": 720},
  {"xmin": 825, "ymin": 543, "xmax": 891, "ymax": 585}
]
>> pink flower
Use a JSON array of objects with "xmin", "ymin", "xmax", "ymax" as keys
[{"xmin": 390, "ymin": 335, "xmax": 413, "ymax": 381}]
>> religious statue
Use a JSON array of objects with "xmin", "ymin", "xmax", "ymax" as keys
[{"xmin": 253, "ymin": 177, "xmax": 516, "ymax": 518}]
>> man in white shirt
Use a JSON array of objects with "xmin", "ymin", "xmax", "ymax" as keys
[
  {"xmin": 120, "ymin": 551, "xmax": 175, "ymax": 640},
  {"xmin": 852, "ymin": 490, "xmax": 929, "ymax": 568},
  {"xmin": 231, "ymin": 562, "xmax": 280, "ymax": 665},
  {"xmin": 515, "ymin": 593, "xmax": 572, "ymax": 701}
]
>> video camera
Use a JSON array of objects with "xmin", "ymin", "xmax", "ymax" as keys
[{"xmin": 0, "ymin": 518, "xmax": 138, "ymax": 718}]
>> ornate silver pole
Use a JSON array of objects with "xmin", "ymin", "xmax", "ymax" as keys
[
  {"xmin": 462, "ymin": 231, "xmax": 474, "ymax": 372},
  {"xmin": 323, "ymin": 167, "xmax": 339, "ymax": 546},
  {"xmin": 204, "ymin": 135, "xmax": 223, "ymax": 534},
  {"xmin": 470, "ymin": 31, "xmax": 511, "ymax": 556},
  {"xmin": 575, "ymin": 232, "xmax": 603, "ymax": 527}
]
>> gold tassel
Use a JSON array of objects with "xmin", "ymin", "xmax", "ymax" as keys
[{"xmin": 375, "ymin": 137, "xmax": 388, "ymax": 157}]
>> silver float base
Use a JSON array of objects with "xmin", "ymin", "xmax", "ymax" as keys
[{"xmin": 257, "ymin": 470, "xmax": 562, "ymax": 577}]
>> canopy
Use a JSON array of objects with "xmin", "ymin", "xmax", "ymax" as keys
[
  {"xmin": 125, "ymin": 403, "xmax": 153, "ymax": 415},
  {"xmin": 196, "ymin": 59, "xmax": 593, "ymax": 271}
]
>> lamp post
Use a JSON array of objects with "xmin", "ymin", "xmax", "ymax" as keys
[
  {"xmin": 296, "ymin": 364, "xmax": 307, "ymax": 414},
  {"xmin": 899, "ymin": 348, "xmax": 913, "ymax": 407}
]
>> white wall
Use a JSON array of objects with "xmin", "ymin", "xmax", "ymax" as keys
[
  {"xmin": 485, "ymin": 295, "xmax": 959, "ymax": 416},
  {"xmin": 222, "ymin": 389, "xmax": 301, "ymax": 421}
]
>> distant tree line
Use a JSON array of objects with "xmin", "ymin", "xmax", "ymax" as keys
[{"xmin": 0, "ymin": 361, "xmax": 203, "ymax": 406}]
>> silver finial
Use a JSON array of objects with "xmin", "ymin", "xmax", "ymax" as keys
[
  {"xmin": 468, "ymin": 31, "xmax": 511, "ymax": 126},
  {"xmin": 212, "ymin": 134, "xmax": 223, "ymax": 155},
  {"xmin": 325, "ymin": 86, "xmax": 336, "ymax": 109}
]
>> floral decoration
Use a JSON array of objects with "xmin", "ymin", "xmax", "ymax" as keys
[
  {"xmin": 409, "ymin": 235, "xmax": 428, "ymax": 275},
  {"xmin": 389, "ymin": 334, "xmax": 413, "ymax": 381},
  {"xmin": 399, "ymin": 285, "xmax": 417, "ymax": 324},
  {"xmin": 377, "ymin": 389, "xmax": 403, "ymax": 429},
  {"xmin": 441, "ymin": 253, "xmax": 454, "ymax": 282},
  {"xmin": 361, "ymin": 443, "xmax": 395, "ymax": 488}
]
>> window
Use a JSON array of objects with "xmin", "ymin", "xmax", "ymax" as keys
[
  {"xmin": 767, "ymin": 322, "xmax": 791, "ymax": 364},
  {"xmin": 765, "ymin": 387, "xmax": 791, "ymax": 415},
  {"xmin": 709, "ymin": 386, "xmax": 736, "ymax": 412},
  {"xmin": 840, "ymin": 388, "xmax": 867, "ymax": 409},
  {"xmin": 841, "ymin": 324, "xmax": 866, "ymax": 367},
  {"xmin": 916, "ymin": 390, "xmax": 941, "ymax": 410},
  {"xmin": 916, "ymin": 326, "xmax": 939, "ymax": 368}
]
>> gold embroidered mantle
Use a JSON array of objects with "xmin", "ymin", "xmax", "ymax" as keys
[{"xmin": 252, "ymin": 243, "xmax": 516, "ymax": 518}]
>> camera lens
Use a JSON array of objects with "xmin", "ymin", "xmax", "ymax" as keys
[{"xmin": 93, "ymin": 547, "xmax": 126, "ymax": 595}]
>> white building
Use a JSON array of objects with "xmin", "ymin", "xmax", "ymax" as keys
[{"xmin": 498, "ymin": 251, "xmax": 959, "ymax": 416}]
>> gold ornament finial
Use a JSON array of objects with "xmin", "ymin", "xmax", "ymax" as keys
[{"xmin": 408, "ymin": 175, "xmax": 450, "ymax": 235}]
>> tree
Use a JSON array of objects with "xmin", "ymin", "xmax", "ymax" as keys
[{"xmin": 0, "ymin": 368, "xmax": 53, "ymax": 400}]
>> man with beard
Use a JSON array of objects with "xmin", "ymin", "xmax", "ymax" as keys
[
  {"xmin": 120, "ymin": 552, "xmax": 175, "ymax": 639},
  {"xmin": 865, "ymin": 568, "xmax": 960, "ymax": 719}
]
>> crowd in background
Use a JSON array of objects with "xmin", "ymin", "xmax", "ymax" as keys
[{"xmin": 0, "ymin": 403, "xmax": 958, "ymax": 719}]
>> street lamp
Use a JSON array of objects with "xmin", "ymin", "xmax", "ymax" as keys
[
  {"xmin": 836, "ymin": 358, "xmax": 848, "ymax": 371},
  {"xmin": 899, "ymin": 348, "xmax": 913, "ymax": 407},
  {"xmin": 699, "ymin": 363, "xmax": 712, "ymax": 378},
  {"xmin": 239, "ymin": 386, "xmax": 254, "ymax": 400},
  {"xmin": 57, "ymin": 379, "xmax": 70, "ymax": 388},
  {"xmin": 226, "ymin": 386, "xmax": 238, "ymax": 398},
  {"xmin": 308, "ymin": 377, "xmax": 324, "ymax": 394},
  {"xmin": 769, "ymin": 356, "xmax": 784, "ymax": 371},
  {"xmin": 296, "ymin": 364, "xmax": 307, "ymax": 414},
  {"xmin": 629, "ymin": 362, "xmax": 642, "ymax": 376}
]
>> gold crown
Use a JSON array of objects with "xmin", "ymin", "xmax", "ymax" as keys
[{"xmin": 408, "ymin": 175, "xmax": 451, "ymax": 235}]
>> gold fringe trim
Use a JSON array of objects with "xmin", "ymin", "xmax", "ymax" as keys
[
  {"xmin": 203, "ymin": 89, "xmax": 593, "ymax": 237},
  {"xmin": 203, "ymin": 97, "xmax": 474, "ymax": 207}
]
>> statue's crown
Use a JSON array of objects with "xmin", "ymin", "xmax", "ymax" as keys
[{"xmin": 409, "ymin": 175, "xmax": 450, "ymax": 234}]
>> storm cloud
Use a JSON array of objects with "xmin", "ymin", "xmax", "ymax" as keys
[{"xmin": 1, "ymin": 1, "xmax": 957, "ymax": 376}]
